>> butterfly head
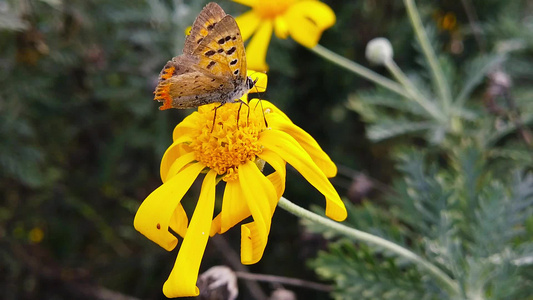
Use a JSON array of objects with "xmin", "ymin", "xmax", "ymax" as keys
[{"xmin": 246, "ymin": 76, "xmax": 258, "ymax": 91}]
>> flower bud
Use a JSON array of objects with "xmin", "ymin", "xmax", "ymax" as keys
[{"xmin": 365, "ymin": 37, "xmax": 393, "ymax": 65}]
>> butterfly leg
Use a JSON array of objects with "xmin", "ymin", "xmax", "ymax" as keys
[
  {"xmin": 211, "ymin": 103, "xmax": 223, "ymax": 133},
  {"xmin": 234, "ymin": 100, "xmax": 250, "ymax": 127}
]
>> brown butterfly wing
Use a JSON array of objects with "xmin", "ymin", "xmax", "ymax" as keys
[
  {"xmin": 183, "ymin": 2, "xmax": 227, "ymax": 55},
  {"xmin": 192, "ymin": 15, "xmax": 247, "ymax": 82},
  {"xmin": 154, "ymin": 56, "xmax": 229, "ymax": 109},
  {"xmin": 153, "ymin": 3, "xmax": 249, "ymax": 110}
]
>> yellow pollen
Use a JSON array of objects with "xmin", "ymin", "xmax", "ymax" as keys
[
  {"xmin": 189, "ymin": 102, "xmax": 266, "ymax": 182},
  {"xmin": 253, "ymin": 0, "xmax": 295, "ymax": 19}
]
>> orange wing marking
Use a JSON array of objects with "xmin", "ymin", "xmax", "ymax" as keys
[{"xmin": 154, "ymin": 66, "xmax": 176, "ymax": 110}]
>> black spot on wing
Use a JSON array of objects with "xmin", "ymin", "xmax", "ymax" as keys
[
  {"xmin": 197, "ymin": 37, "xmax": 204, "ymax": 44},
  {"xmin": 226, "ymin": 47, "xmax": 236, "ymax": 55},
  {"xmin": 205, "ymin": 50, "xmax": 216, "ymax": 57},
  {"xmin": 207, "ymin": 22, "xmax": 217, "ymax": 31},
  {"xmin": 233, "ymin": 69, "xmax": 239, "ymax": 75},
  {"xmin": 217, "ymin": 48, "xmax": 224, "ymax": 53},
  {"xmin": 217, "ymin": 38, "xmax": 225, "ymax": 44},
  {"xmin": 207, "ymin": 61, "xmax": 216, "ymax": 69},
  {"xmin": 230, "ymin": 59, "xmax": 238, "ymax": 66}
]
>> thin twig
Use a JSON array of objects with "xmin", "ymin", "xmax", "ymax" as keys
[
  {"xmin": 460, "ymin": 0, "xmax": 486, "ymax": 52},
  {"xmin": 210, "ymin": 235, "xmax": 268, "ymax": 300},
  {"xmin": 235, "ymin": 271, "xmax": 333, "ymax": 293}
]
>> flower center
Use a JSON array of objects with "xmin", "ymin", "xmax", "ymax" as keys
[
  {"xmin": 253, "ymin": 0, "xmax": 295, "ymax": 19},
  {"xmin": 189, "ymin": 102, "xmax": 266, "ymax": 182}
]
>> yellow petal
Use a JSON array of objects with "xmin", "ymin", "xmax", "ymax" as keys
[
  {"xmin": 246, "ymin": 70, "xmax": 268, "ymax": 93},
  {"xmin": 169, "ymin": 204, "xmax": 188, "ymax": 238},
  {"xmin": 160, "ymin": 135, "xmax": 194, "ymax": 182},
  {"xmin": 284, "ymin": 0, "xmax": 336, "ymax": 48},
  {"xmin": 161, "ymin": 151, "xmax": 196, "ymax": 183},
  {"xmin": 274, "ymin": 16, "xmax": 289, "ymax": 39},
  {"xmin": 133, "ymin": 162, "xmax": 205, "ymax": 251},
  {"xmin": 245, "ymin": 21, "xmax": 273, "ymax": 72},
  {"xmin": 252, "ymin": 98, "xmax": 291, "ymax": 122},
  {"xmin": 163, "ymin": 170, "xmax": 218, "ymax": 298},
  {"xmin": 239, "ymin": 160, "xmax": 277, "ymax": 264},
  {"xmin": 234, "ymin": 10, "xmax": 261, "ymax": 41},
  {"xmin": 172, "ymin": 112, "xmax": 198, "ymax": 141},
  {"xmin": 232, "ymin": 0, "xmax": 257, "ymax": 8},
  {"xmin": 267, "ymin": 113, "xmax": 337, "ymax": 177},
  {"xmin": 220, "ymin": 180, "xmax": 250, "ymax": 233},
  {"xmin": 210, "ymin": 214, "xmax": 221, "ymax": 236},
  {"xmin": 255, "ymin": 99, "xmax": 337, "ymax": 177},
  {"xmin": 267, "ymin": 172, "xmax": 284, "ymax": 199},
  {"xmin": 260, "ymin": 130, "xmax": 347, "ymax": 221},
  {"xmin": 258, "ymin": 149, "xmax": 287, "ymax": 198}
]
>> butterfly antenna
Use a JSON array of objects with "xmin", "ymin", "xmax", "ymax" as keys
[{"xmin": 251, "ymin": 78, "xmax": 268, "ymax": 128}]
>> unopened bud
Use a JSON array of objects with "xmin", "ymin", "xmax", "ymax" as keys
[{"xmin": 365, "ymin": 37, "xmax": 393, "ymax": 65}]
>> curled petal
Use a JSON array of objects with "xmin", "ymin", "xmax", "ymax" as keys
[
  {"xmin": 284, "ymin": 1, "xmax": 336, "ymax": 48},
  {"xmin": 161, "ymin": 151, "xmax": 196, "ymax": 183},
  {"xmin": 245, "ymin": 21, "xmax": 273, "ymax": 72},
  {"xmin": 163, "ymin": 170, "xmax": 218, "ymax": 297},
  {"xmin": 210, "ymin": 214, "xmax": 221, "ymax": 236},
  {"xmin": 274, "ymin": 16, "xmax": 289, "ymax": 39},
  {"xmin": 172, "ymin": 113, "xmax": 198, "ymax": 141},
  {"xmin": 257, "ymin": 99, "xmax": 337, "ymax": 177},
  {"xmin": 267, "ymin": 113, "xmax": 337, "ymax": 177},
  {"xmin": 169, "ymin": 204, "xmax": 188, "ymax": 238},
  {"xmin": 258, "ymin": 149, "xmax": 287, "ymax": 199},
  {"xmin": 133, "ymin": 162, "xmax": 205, "ymax": 251},
  {"xmin": 239, "ymin": 160, "xmax": 277, "ymax": 264},
  {"xmin": 234, "ymin": 10, "xmax": 261, "ymax": 41},
  {"xmin": 260, "ymin": 130, "xmax": 347, "ymax": 221},
  {"xmin": 160, "ymin": 134, "xmax": 194, "ymax": 182},
  {"xmin": 220, "ymin": 181, "xmax": 250, "ymax": 233}
]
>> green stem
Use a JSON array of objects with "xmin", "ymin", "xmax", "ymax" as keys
[
  {"xmin": 404, "ymin": 0, "xmax": 452, "ymax": 112},
  {"xmin": 277, "ymin": 197, "xmax": 461, "ymax": 296},
  {"xmin": 310, "ymin": 44, "xmax": 410, "ymax": 99},
  {"xmin": 384, "ymin": 58, "xmax": 446, "ymax": 122}
]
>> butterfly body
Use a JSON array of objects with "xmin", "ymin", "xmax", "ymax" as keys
[{"xmin": 154, "ymin": 3, "xmax": 254, "ymax": 110}]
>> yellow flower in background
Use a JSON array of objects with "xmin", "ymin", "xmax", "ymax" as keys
[
  {"xmin": 133, "ymin": 73, "xmax": 346, "ymax": 298},
  {"xmin": 233, "ymin": 0, "xmax": 336, "ymax": 71}
]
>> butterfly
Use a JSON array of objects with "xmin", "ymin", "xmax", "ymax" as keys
[{"xmin": 153, "ymin": 2, "xmax": 256, "ymax": 112}]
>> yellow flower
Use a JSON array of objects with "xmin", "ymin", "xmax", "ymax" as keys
[
  {"xmin": 234, "ymin": 0, "xmax": 336, "ymax": 71},
  {"xmin": 133, "ymin": 73, "xmax": 346, "ymax": 298}
]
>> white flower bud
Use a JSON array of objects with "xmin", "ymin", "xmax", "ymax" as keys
[{"xmin": 365, "ymin": 37, "xmax": 393, "ymax": 65}]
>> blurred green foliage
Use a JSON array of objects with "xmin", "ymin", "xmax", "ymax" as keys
[{"xmin": 0, "ymin": 0, "xmax": 532, "ymax": 299}]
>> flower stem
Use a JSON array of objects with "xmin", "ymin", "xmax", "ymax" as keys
[
  {"xmin": 277, "ymin": 197, "xmax": 461, "ymax": 296},
  {"xmin": 383, "ymin": 58, "xmax": 446, "ymax": 122},
  {"xmin": 404, "ymin": 0, "xmax": 452, "ymax": 112},
  {"xmin": 310, "ymin": 44, "xmax": 410, "ymax": 99}
]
